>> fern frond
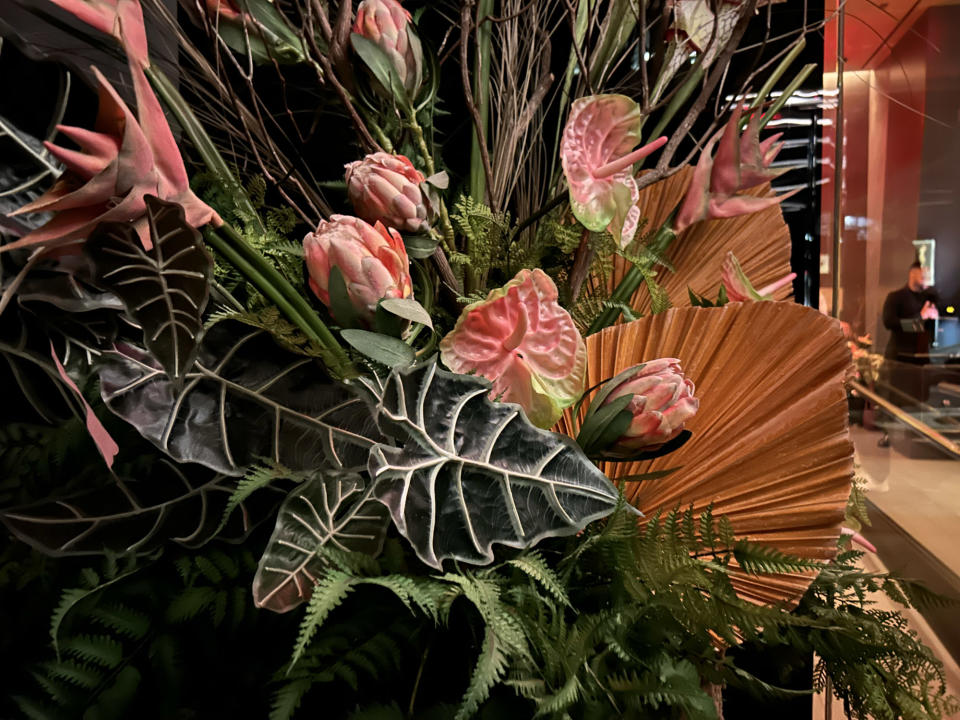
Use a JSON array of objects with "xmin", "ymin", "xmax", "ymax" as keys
[
  {"xmin": 507, "ymin": 552, "xmax": 570, "ymax": 607},
  {"xmin": 289, "ymin": 571, "xmax": 357, "ymax": 669},
  {"xmin": 455, "ymin": 627, "xmax": 509, "ymax": 720},
  {"xmin": 61, "ymin": 634, "xmax": 124, "ymax": 668}
]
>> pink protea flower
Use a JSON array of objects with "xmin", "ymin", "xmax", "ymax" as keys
[
  {"xmin": 439, "ymin": 269, "xmax": 587, "ymax": 429},
  {"xmin": 4, "ymin": 66, "xmax": 220, "ymax": 254},
  {"xmin": 303, "ymin": 215, "xmax": 412, "ymax": 324},
  {"xmin": 600, "ymin": 358, "xmax": 699, "ymax": 451},
  {"xmin": 345, "ymin": 153, "xmax": 430, "ymax": 233},
  {"xmin": 560, "ymin": 94, "xmax": 667, "ymax": 248},
  {"xmin": 673, "ymin": 105, "xmax": 797, "ymax": 233},
  {"xmin": 353, "ymin": 0, "xmax": 423, "ymax": 97},
  {"xmin": 721, "ymin": 251, "xmax": 796, "ymax": 302}
]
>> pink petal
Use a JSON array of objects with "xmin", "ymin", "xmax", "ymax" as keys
[
  {"xmin": 50, "ymin": 341, "xmax": 119, "ymax": 468},
  {"xmin": 710, "ymin": 105, "xmax": 743, "ymax": 196}
]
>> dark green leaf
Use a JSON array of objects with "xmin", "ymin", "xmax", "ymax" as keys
[
  {"xmin": 98, "ymin": 321, "xmax": 381, "ymax": 475},
  {"xmin": 341, "ymin": 329, "xmax": 415, "ymax": 367},
  {"xmin": 368, "ymin": 358, "xmax": 620, "ymax": 569},
  {"xmin": 86, "ymin": 196, "xmax": 213, "ymax": 383},
  {"xmin": 252, "ymin": 471, "xmax": 391, "ymax": 613},
  {"xmin": 576, "ymin": 393, "xmax": 633, "ymax": 454},
  {"xmin": 328, "ymin": 266, "xmax": 362, "ymax": 330},
  {"xmin": 0, "ymin": 460, "xmax": 280, "ymax": 557},
  {"xmin": 350, "ymin": 33, "xmax": 409, "ymax": 108}
]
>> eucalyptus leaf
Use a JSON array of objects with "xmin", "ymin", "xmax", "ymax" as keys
[
  {"xmin": 86, "ymin": 196, "xmax": 213, "ymax": 383},
  {"xmin": 368, "ymin": 359, "xmax": 620, "ymax": 569},
  {"xmin": 98, "ymin": 321, "xmax": 381, "ymax": 475},
  {"xmin": 402, "ymin": 232, "xmax": 440, "ymax": 260},
  {"xmin": 328, "ymin": 266, "xmax": 362, "ymax": 330},
  {"xmin": 252, "ymin": 471, "xmax": 390, "ymax": 613},
  {"xmin": 341, "ymin": 329, "xmax": 415, "ymax": 367},
  {"xmin": 0, "ymin": 461, "xmax": 281, "ymax": 556},
  {"xmin": 379, "ymin": 297, "xmax": 433, "ymax": 329}
]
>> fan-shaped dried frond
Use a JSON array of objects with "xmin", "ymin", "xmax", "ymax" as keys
[
  {"xmin": 557, "ymin": 303, "xmax": 854, "ymax": 607},
  {"xmin": 590, "ymin": 168, "xmax": 793, "ymax": 314}
]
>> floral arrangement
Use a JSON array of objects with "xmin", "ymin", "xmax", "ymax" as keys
[{"xmin": 0, "ymin": 1, "xmax": 956, "ymax": 719}]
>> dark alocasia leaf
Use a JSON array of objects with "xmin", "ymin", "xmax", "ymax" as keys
[
  {"xmin": 252, "ymin": 471, "xmax": 390, "ymax": 613},
  {"xmin": 367, "ymin": 358, "xmax": 620, "ymax": 569},
  {"xmin": 0, "ymin": 460, "xmax": 281, "ymax": 556},
  {"xmin": 86, "ymin": 196, "xmax": 213, "ymax": 383},
  {"xmin": 98, "ymin": 321, "xmax": 381, "ymax": 475}
]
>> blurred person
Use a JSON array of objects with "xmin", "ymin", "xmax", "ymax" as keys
[{"xmin": 876, "ymin": 261, "xmax": 940, "ymax": 446}]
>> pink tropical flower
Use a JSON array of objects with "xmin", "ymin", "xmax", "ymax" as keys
[
  {"xmin": 560, "ymin": 94, "xmax": 667, "ymax": 248},
  {"xmin": 303, "ymin": 215, "xmax": 412, "ymax": 324},
  {"xmin": 4, "ymin": 66, "xmax": 220, "ymax": 254},
  {"xmin": 600, "ymin": 358, "xmax": 699, "ymax": 451},
  {"xmin": 44, "ymin": 0, "xmax": 149, "ymax": 67},
  {"xmin": 674, "ymin": 105, "xmax": 797, "ymax": 233},
  {"xmin": 439, "ymin": 269, "xmax": 587, "ymax": 429},
  {"xmin": 353, "ymin": 0, "xmax": 423, "ymax": 96},
  {"xmin": 204, "ymin": 0, "xmax": 243, "ymax": 21},
  {"xmin": 841, "ymin": 527, "xmax": 877, "ymax": 553},
  {"xmin": 721, "ymin": 252, "xmax": 796, "ymax": 302},
  {"xmin": 345, "ymin": 153, "xmax": 430, "ymax": 232}
]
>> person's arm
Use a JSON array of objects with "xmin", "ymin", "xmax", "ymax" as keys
[{"xmin": 882, "ymin": 291, "xmax": 901, "ymax": 330}]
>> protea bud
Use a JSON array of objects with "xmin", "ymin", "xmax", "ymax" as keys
[
  {"xmin": 345, "ymin": 153, "xmax": 430, "ymax": 232},
  {"xmin": 303, "ymin": 214, "xmax": 412, "ymax": 324},
  {"xmin": 577, "ymin": 359, "xmax": 699, "ymax": 457},
  {"xmin": 353, "ymin": 0, "xmax": 423, "ymax": 97}
]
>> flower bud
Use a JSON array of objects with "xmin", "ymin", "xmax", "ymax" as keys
[
  {"xmin": 303, "ymin": 215, "xmax": 412, "ymax": 324},
  {"xmin": 578, "ymin": 359, "xmax": 698, "ymax": 456},
  {"xmin": 353, "ymin": 0, "xmax": 423, "ymax": 97},
  {"xmin": 604, "ymin": 359, "xmax": 698, "ymax": 450},
  {"xmin": 345, "ymin": 153, "xmax": 430, "ymax": 233}
]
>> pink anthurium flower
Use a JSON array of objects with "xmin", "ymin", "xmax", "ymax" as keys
[
  {"xmin": 561, "ymin": 94, "xmax": 667, "ymax": 249},
  {"xmin": 4, "ymin": 66, "xmax": 220, "ymax": 254},
  {"xmin": 721, "ymin": 252, "xmax": 796, "ymax": 302},
  {"xmin": 674, "ymin": 105, "xmax": 797, "ymax": 233},
  {"xmin": 439, "ymin": 269, "xmax": 587, "ymax": 429}
]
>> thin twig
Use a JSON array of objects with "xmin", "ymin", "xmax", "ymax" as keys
[{"xmin": 562, "ymin": 0, "xmax": 594, "ymax": 95}]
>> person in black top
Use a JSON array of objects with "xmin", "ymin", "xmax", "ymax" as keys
[{"xmin": 882, "ymin": 261, "xmax": 939, "ymax": 361}]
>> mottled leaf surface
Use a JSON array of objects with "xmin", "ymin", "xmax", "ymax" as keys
[
  {"xmin": 368, "ymin": 359, "xmax": 620, "ymax": 569},
  {"xmin": 253, "ymin": 472, "xmax": 390, "ymax": 613},
  {"xmin": 99, "ymin": 321, "xmax": 381, "ymax": 475},
  {"xmin": 86, "ymin": 196, "xmax": 213, "ymax": 382}
]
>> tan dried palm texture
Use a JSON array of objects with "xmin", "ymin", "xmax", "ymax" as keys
[
  {"xmin": 557, "ymin": 302, "xmax": 854, "ymax": 608},
  {"xmin": 593, "ymin": 167, "xmax": 793, "ymax": 315}
]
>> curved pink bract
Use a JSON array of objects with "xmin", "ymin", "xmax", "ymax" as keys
[
  {"xmin": 439, "ymin": 269, "xmax": 586, "ymax": 428},
  {"xmin": 561, "ymin": 94, "xmax": 666, "ymax": 248}
]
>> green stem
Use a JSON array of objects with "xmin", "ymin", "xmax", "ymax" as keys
[
  {"xmin": 145, "ymin": 66, "xmax": 265, "ymax": 234},
  {"xmin": 407, "ymin": 111, "xmax": 457, "ymax": 259},
  {"xmin": 750, "ymin": 38, "xmax": 807, "ymax": 112},
  {"xmin": 641, "ymin": 67, "xmax": 705, "ymax": 165},
  {"xmin": 587, "ymin": 222, "xmax": 677, "ymax": 335},
  {"xmin": 759, "ymin": 63, "xmax": 816, "ymax": 130},
  {"xmin": 208, "ymin": 224, "xmax": 354, "ymax": 376},
  {"xmin": 469, "ymin": 0, "xmax": 494, "ymax": 204}
]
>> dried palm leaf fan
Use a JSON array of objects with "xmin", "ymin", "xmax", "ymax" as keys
[
  {"xmin": 590, "ymin": 168, "xmax": 794, "ymax": 314},
  {"xmin": 557, "ymin": 302, "xmax": 854, "ymax": 608}
]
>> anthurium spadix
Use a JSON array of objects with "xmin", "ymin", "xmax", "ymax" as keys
[
  {"xmin": 439, "ymin": 269, "xmax": 587, "ymax": 429},
  {"xmin": 561, "ymin": 95, "xmax": 667, "ymax": 249}
]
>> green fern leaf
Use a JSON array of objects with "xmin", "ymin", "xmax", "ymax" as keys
[
  {"xmin": 289, "ymin": 571, "xmax": 356, "ymax": 669},
  {"xmin": 507, "ymin": 553, "xmax": 569, "ymax": 607},
  {"xmin": 455, "ymin": 627, "xmax": 509, "ymax": 720},
  {"xmin": 61, "ymin": 634, "xmax": 123, "ymax": 668}
]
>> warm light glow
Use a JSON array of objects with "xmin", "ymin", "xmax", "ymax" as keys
[{"xmin": 947, "ymin": 306, "xmax": 955, "ymax": 314}]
